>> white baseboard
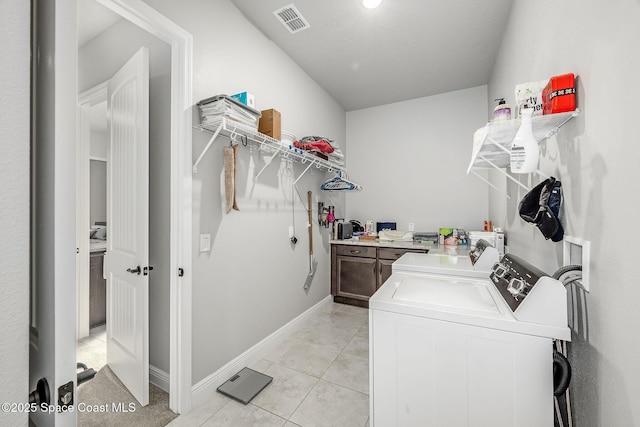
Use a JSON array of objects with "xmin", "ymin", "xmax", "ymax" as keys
[
  {"xmin": 191, "ymin": 295, "xmax": 333, "ymax": 408},
  {"xmin": 150, "ymin": 364, "xmax": 170, "ymax": 393}
]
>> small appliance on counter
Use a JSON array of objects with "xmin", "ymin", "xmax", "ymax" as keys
[
  {"xmin": 349, "ymin": 220, "xmax": 364, "ymax": 233},
  {"xmin": 333, "ymin": 221, "xmax": 353, "ymax": 240},
  {"xmin": 413, "ymin": 232, "xmax": 438, "ymax": 246}
]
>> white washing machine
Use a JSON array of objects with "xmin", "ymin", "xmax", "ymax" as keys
[
  {"xmin": 393, "ymin": 239, "xmax": 499, "ymax": 279},
  {"xmin": 369, "ymin": 253, "xmax": 570, "ymax": 427}
]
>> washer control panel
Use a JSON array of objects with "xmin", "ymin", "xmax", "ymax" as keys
[{"xmin": 490, "ymin": 253, "xmax": 547, "ymax": 312}]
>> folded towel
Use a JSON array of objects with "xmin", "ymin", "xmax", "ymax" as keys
[{"xmin": 223, "ymin": 145, "xmax": 239, "ymax": 213}]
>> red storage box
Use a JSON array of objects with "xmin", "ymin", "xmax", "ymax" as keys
[{"xmin": 542, "ymin": 73, "xmax": 576, "ymax": 115}]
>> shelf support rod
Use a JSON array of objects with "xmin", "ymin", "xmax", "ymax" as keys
[
  {"xmin": 486, "ymin": 135, "xmax": 512, "ymax": 154},
  {"xmin": 291, "ymin": 161, "xmax": 316, "ymax": 216},
  {"xmin": 536, "ymin": 169, "xmax": 550, "ymax": 179},
  {"xmin": 192, "ymin": 122, "xmax": 223, "ymax": 173},
  {"xmin": 254, "ymin": 144, "xmax": 286, "ymax": 182},
  {"xmin": 470, "ymin": 170, "xmax": 511, "ymax": 199},
  {"xmin": 479, "ymin": 155, "xmax": 531, "ymax": 191},
  {"xmin": 293, "ymin": 161, "xmax": 314, "ymax": 187}
]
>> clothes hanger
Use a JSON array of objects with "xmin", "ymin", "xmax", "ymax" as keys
[{"xmin": 321, "ymin": 171, "xmax": 362, "ymax": 191}]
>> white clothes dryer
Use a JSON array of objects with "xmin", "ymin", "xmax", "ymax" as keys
[
  {"xmin": 392, "ymin": 239, "xmax": 499, "ymax": 278},
  {"xmin": 369, "ymin": 253, "xmax": 570, "ymax": 427}
]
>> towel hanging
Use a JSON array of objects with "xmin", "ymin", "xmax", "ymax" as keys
[{"xmin": 223, "ymin": 145, "xmax": 239, "ymax": 213}]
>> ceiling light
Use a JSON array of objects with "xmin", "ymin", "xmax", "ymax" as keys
[{"xmin": 362, "ymin": 0, "xmax": 382, "ymax": 9}]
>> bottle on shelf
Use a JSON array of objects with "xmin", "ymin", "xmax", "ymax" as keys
[
  {"xmin": 509, "ymin": 108, "xmax": 539, "ymax": 173},
  {"xmin": 493, "ymin": 98, "xmax": 512, "ymax": 121}
]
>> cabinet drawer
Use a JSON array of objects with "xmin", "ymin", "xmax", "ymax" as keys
[
  {"xmin": 335, "ymin": 245, "xmax": 377, "ymax": 258},
  {"xmin": 378, "ymin": 247, "xmax": 426, "ymax": 261}
]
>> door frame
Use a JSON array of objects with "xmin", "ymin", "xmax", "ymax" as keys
[
  {"xmin": 77, "ymin": 82, "xmax": 108, "ymax": 341},
  {"xmin": 76, "ymin": 0, "xmax": 193, "ymax": 413}
]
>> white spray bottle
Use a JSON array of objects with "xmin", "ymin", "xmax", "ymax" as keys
[{"xmin": 510, "ymin": 108, "xmax": 539, "ymax": 173}]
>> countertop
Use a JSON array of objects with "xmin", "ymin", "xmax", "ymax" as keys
[
  {"xmin": 330, "ymin": 238, "xmax": 471, "ymax": 256},
  {"xmin": 90, "ymin": 239, "xmax": 107, "ymax": 254}
]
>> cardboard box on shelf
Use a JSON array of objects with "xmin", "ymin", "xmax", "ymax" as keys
[{"xmin": 258, "ymin": 109, "xmax": 281, "ymax": 141}]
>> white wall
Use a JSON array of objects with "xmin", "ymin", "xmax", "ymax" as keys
[
  {"xmin": 90, "ymin": 130, "xmax": 108, "ymax": 160},
  {"xmin": 90, "ymin": 160, "xmax": 107, "ymax": 226},
  {"xmin": 488, "ymin": 1, "xmax": 640, "ymax": 425},
  {"xmin": 346, "ymin": 86, "xmax": 490, "ymax": 232},
  {"xmin": 78, "ymin": 17, "xmax": 170, "ymax": 93},
  {"xmin": 143, "ymin": 0, "xmax": 347, "ymax": 384},
  {"xmin": 0, "ymin": 0, "xmax": 30, "ymax": 425}
]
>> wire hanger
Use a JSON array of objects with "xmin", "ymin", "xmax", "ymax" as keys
[{"xmin": 321, "ymin": 171, "xmax": 362, "ymax": 191}]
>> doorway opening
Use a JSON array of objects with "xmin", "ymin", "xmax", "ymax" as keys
[{"xmin": 75, "ymin": 0, "xmax": 193, "ymax": 415}]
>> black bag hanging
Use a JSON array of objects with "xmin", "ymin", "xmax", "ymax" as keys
[{"xmin": 518, "ymin": 177, "xmax": 564, "ymax": 242}]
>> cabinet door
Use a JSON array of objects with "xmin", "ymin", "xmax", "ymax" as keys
[
  {"xmin": 90, "ymin": 253, "xmax": 107, "ymax": 328},
  {"xmin": 377, "ymin": 248, "xmax": 427, "ymax": 288},
  {"xmin": 336, "ymin": 255, "xmax": 377, "ymax": 300},
  {"xmin": 378, "ymin": 258, "xmax": 395, "ymax": 289}
]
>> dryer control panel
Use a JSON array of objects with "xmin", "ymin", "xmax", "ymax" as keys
[
  {"xmin": 468, "ymin": 239, "xmax": 500, "ymax": 272},
  {"xmin": 490, "ymin": 253, "xmax": 547, "ymax": 312}
]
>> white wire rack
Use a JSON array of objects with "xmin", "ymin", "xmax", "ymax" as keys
[
  {"xmin": 467, "ymin": 109, "xmax": 580, "ymax": 195},
  {"xmin": 193, "ymin": 118, "xmax": 345, "ymax": 177}
]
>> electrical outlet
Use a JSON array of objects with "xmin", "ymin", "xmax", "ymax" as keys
[{"xmin": 408, "ymin": 223, "xmax": 415, "ymax": 231}]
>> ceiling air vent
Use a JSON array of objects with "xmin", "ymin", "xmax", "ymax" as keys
[{"xmin": 273, "ymin": 4, "xmax": 310, "ymax": 34}]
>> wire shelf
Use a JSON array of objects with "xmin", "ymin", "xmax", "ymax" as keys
[
  {"xmin": 468, "ymin": 109, "xmax": 580, "ymax": 173},
  {"xmin": 193, "ymin": 118, "xmax": 345, "ymax": 174}
]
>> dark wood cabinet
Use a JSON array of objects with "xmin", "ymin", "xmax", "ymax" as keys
[
  {"xmin": 331, "ymin": 243, "xmax": 428, "ymax": 307},
  {"xmin": 335, "ymin": 245, "xmax": 377, "ymax": 305},
  {"xmin": 90, "ymin": 252, "xmax": 107, "ymax": 328}
]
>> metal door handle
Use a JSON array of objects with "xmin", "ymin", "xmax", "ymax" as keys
[
  {"xmin": 126, "ymin": 266, "xmax": 141, "ymax": 275},
  {"xmin": 29, "ymin": 378, "xmax": 50, "ymax": 405}
]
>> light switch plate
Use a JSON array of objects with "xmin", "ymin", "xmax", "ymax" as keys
[{"xmin": 200, "ymin": 233, "xmax": 211, "ymax": 252}]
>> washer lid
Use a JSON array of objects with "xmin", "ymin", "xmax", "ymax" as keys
[
  {"xmin": 392, "ymin": 275, "xmax": 498, "ymax": 314},
  {"xmin": 392, "ymin": 252, "xmax": 490, "ymax": 278},
  {"xmin": 370, "ymin": 272, "xmax": 570, "ymax": 340}
]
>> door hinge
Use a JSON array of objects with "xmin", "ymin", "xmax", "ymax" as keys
[{"xmin": 178, "ymin": 268, "xmax": 184, "ymax": 277}]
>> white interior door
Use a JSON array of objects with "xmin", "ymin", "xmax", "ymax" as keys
[{"xmin": 104, "ymin": 46, "xmax": 150, "ymax": 406}]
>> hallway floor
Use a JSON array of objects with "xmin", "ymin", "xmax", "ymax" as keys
[{"xmin": 169, "ymin": 302, "xmax": 370, "ymax": 427}]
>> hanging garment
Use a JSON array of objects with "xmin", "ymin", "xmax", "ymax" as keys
[
  {"xmin": 223, "ymin": 145, "xmax": 239, "ymax": 213},
  {"xmin": 293, "ymin": 136, "xmax": 335, "ymax": 154},
  {"xmin": 518, "ymin": 177, "xmax": 563, "ymax": 241}
]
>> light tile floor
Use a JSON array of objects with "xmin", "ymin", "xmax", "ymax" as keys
[
  {"xmin": 76, "ymin": 303, "xmax": 370, "ymax": 426},
  {"xmin": 169, "ymin": 302, "xmax": 371, "ymax": 427}
]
